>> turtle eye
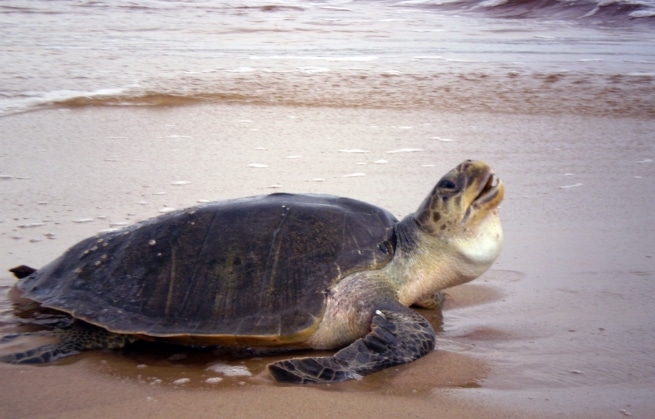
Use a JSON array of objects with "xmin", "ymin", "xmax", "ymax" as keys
[{"xmin": 438, "ymin": 179, "xmax": 458, "ymax": 191}]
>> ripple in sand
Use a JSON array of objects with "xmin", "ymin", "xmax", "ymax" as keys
[
  {"xmin": 171, "ymin": 180, "xmax": 191, "ymax": 186},
  {"xmin": 163, "ymin": 135, "xmax": 192, "ymax": 139},
  {"xmin": 18, "ymin": 222, "xmax": 46, "ymax": 229},
  {"xmin": 387, "ymin": 148, "xmax": 422, "ymax": 153},
  {"xmin": 559, "ymin": 183, "xmax": 584, "ymax": 189},
  {"xmin": 249, "ymin": 163, "xmax": 268, "ymax": 168},
  {"xmin": 339, "ymin": 149, "xmax": 369, "ymax": 153},
  {"xmin": 73, "ymin": 218, "xmax": 95, "ymax": 224},
  {"xmin": 159, "ymin": 207, "xmax": 175, "ymax": 213},
  {"xmin": 431, "ymin": 136, "xmax": 455, "ymax": 142},
  {"xmin": 97, "ymin": 228, "xmax": 119, "ymax": 233},
  {"xmin": 343, "ymin": 173, "xmax": 366, "ymax": 177}
]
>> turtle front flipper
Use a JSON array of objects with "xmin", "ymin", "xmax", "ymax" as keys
[
  {"xmin": 267, "ymin": 306, "xmax": 436, "ymax": 384},
  {"xmin": 1, "ymin": 322, "xmax": 135, "ymax": 364}
]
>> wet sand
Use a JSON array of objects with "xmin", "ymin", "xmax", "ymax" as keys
[{"xmin": 1, "ymin": 105, "xmax": 654, "ymax": 418}]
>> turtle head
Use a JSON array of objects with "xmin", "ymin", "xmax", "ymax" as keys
[{"xmin": 411, "ymin": 160, "xmax": 504, "ymax": 285}]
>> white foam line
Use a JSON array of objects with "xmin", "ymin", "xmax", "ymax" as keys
[
  {"xmin": 206, "ymin": 363, "xmax": 252, "ymax": 377},
  {"xmin": 250, "ymin": 55, "xmax": 378, "ymax": 62},
  {"xmin": 412, "ymin": 56, "xmax": 445, "ymax": 60},
  {"xmin": 297, "ymin": 67, "xmax": 331, "ymax": 74}
]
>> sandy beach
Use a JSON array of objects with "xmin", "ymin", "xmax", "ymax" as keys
[{"xmin": 1, "ymin": 104, "xmax": 653, "ymax": 417}]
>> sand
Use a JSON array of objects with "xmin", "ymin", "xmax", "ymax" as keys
[{"xmin": 1, "ymin": 104, "xmax": 654, "ymax": 418}]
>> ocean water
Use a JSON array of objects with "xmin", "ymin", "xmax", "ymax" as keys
[{"xmin": 1, "ymin": 0, "xmax": 654, "ymax": 117}]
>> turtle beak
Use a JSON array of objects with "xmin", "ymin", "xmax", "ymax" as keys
[
  {"xmin": 473, "ymin": 171, "xmax": 504, "ymax": 209},
  {"xmin": 456, "ymin": 161, "xmax": 504, "ymax": 224}
]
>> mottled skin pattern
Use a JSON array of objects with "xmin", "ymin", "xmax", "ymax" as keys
[
  {"xmin": 0, "ymin": 323, "xmax": 135, "ymax": 364},
  {"xmin": 1, "ymin": 160, "xmax": 504, "ymax": 384}
]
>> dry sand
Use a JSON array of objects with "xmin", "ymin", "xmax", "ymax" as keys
[{"xmin": 1, "ymin": 105, "xmax": 654, "ymax": 418}]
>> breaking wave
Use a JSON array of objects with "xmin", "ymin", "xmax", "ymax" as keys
[{"xmin": 394, "ymin": 0, "xmax": 655, "ymax": 23}]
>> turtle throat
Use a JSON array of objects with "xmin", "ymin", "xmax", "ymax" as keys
[{"xmin": 389, "ymin": 214, "xmax": 501, "ymax": 307}]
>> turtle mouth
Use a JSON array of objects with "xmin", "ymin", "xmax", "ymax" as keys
[{"xmin": 473, "ymin": 172, "xmax": 503, "ymax": 208}]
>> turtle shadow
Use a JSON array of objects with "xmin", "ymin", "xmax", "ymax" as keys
[
  {"xmin": 441, "ymin": 269, "xmax": 525, "ymax": 310},
  {"xmin": 0, "ymin": 272, "xmax": 518, "ymax": 392}
]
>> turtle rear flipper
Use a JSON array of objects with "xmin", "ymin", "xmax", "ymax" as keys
[
  {"xmin": 1, "ymin": 322, "xmax": 135, "ymax": 364},
  {"xmin": 1, "ymin": 340, "xmax": 77, "ymax": 364},
  {"xmin": 267, "ymin": 306, "xmax": 436, "ymax": 384}
]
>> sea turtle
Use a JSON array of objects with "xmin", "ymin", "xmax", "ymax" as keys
[{"xmin": 1, "ymin": 160, "xmax": 504, "ymax": 384}]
